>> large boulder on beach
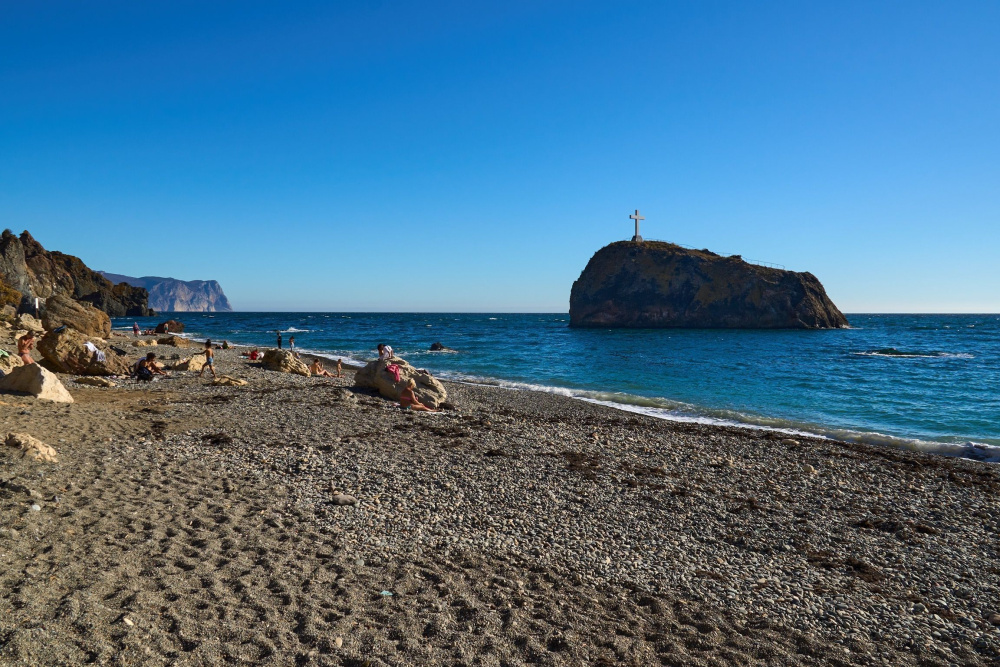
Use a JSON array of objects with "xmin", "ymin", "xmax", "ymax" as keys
[
  {"xmin": 0, "ymin": 364, "xmax": 74, "ymax": 403},
  {"xmin": 569, "ymin": 241, "xmax": 848, "ymax": 329},
  {"xmin": 37, "ymin": 327, "xmax": 132, "ymax": 376},
  {"xmin": 41, "ymin": 293, "xmax": 112, "ymax": 338},
  {"xmin": 354, "ymin": 358, "xmax": 447, "ymax": 408},
  {"xmin": 0, "ymin": 351, "xmax": 23, "ymax": 374},
  {"xmin": 261, "ymin": 349, "xmax": 310, "ymax": 376},
  {"xmin": 154, "ymin": 320, "xmax": 184, "ymax": 334},
  {"xmin": 172, "ymin": 354, "xmax": 206, "ymax": 372}
]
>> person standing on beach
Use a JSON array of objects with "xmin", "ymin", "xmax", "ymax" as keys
[
  {"xmin": 289, "ymin": 336, "xmax": 298, "ymax": 357},
  {"xmin": 336, "ymin": 358, "xmax": 343, "ymax": 378},
  {"xmin": 277, "ymin": 331, "xmax": 283, "ymax": 349},
  {"xmin": 17, "ymin": 331, "xmax": 36, "ymax": 365},
  {"xmin": 133, "ymin": 322, "xmax": 140, "ymax": 336},
  {"xmin": 199, "ymin": 339, "xmax": 217, "ymax": 379}
]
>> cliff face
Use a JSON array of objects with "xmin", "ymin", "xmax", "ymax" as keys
[
  {"xmin": 0, "ymin": 230, "xmax": 152, "ymax": 317},
  {"xmin": 569, "ymin": 241, "xmax": 847, "ymax": 329},
  {"xmin": 100, "ymin": 273, "xmax": 233, "ymax": 312}
]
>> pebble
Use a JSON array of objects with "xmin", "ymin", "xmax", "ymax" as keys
[
  {"xmin": 334, "ymin": 637, "xmax": 343, "ymax": 649},
  {"xmin": 331, "ymin": 494, "xmax": 358, "ymax": 506},
  {"xmin": 989, "ymin": 613, "xmax": 1000, "ymax": 626},
  {"xmin": 30, "ymin": 504, "xmax": 41, "ymax": 512},
  {"xmin": 802, "ymin": 464, "xmax": 816, "ymax": 475}
]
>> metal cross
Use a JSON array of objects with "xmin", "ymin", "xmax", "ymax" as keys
[{"xmin": 630, "ymin": 209, "xmax": 644, "ymax": 242}]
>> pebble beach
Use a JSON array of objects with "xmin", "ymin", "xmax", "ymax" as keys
[{"xmin": 2, "ymin": 343, "xmax": 999, "ymax": 666}]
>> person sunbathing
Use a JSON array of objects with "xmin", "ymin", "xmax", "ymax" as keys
[
  {"xmin": 399, "ymin": 379, "xmax": 439, "ymax": 412},
  {"xmin": 309, "ymin": 359, "xmax": 334, "ymax": 377}
]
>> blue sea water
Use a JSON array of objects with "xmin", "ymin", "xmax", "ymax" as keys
[{"xmin": 114, "ymin": 313, "xmax": 1000, "ymax": 462}]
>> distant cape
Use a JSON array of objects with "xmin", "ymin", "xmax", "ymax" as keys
[{"xmin": 100, "ymin": 272, "xmax": 233, "ymax": 313}]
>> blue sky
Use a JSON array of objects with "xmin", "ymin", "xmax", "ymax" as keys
[{"xmin": 1, "ymin": 1, "xmax": 997, "ymax": 312}]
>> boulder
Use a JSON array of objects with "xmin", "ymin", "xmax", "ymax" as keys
[
  {"xmin": 0, "ymin": 351, "xmax": 23, "ymax": 374},
  {"xmin": 157, "ymin": 335, "xmax": 195, "ymax": 348},
  {"xmin": 41, "ymin": 293, "xmax": 112, "ymax": 337},
  {"xmin": 354, "ymin": 358, "xmax": 447, "ymax": 408},
  {"xmin": 0, "ymin": 364, "xmax": 74, "ymax": 403},
  {"xmin": 16, "ymin": 313, "xmax": 44, "ymax": 333},
  {"xmin": 74, "ymin": 376, "xmax": 115, "ymax": 387},
  {"xmin": 37, "ymin": 327, "xmax": 132, "ymax": 376},
  {"xmin": 172, "ymin": 355, "xmax": 206, "ymax": 372},
  {"xmin": 0, "ymin": 305, "xmax": 16, "ymax": 322},
  {"xmin": 154, "ymin": 320, "xmax": 185, "ymax": 334},
  {"xmin": 133, "ymin": 339, "xmax": 157, "ymax": 347},
  {"xmin": 212, "ymin": 375, "xmax": 247, "ymax": 387},
  {"xmin": 5, "ymin": 433, "xmax": 58, "ymax": 463},
  {"xmin": 261, "ymin": 349, "xmax": 310, "ymax": 376},
  {"xmin": 429, "ymin": 342, "xmax": 455, "ymax": 352}
]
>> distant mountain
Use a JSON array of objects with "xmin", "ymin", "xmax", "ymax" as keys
[{"xmin": 99, "ymin": 272, "xmax": 233, "ymax": 313}]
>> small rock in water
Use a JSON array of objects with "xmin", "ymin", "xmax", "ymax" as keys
[{"xmin": 331, "ymin": 494, "xmax": 357, "ymax": 506}]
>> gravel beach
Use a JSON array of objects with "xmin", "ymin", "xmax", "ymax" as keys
[{"xmin": 1, "ymin": 342, "xmax": 999, "ymax": 666}]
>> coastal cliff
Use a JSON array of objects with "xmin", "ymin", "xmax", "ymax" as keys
[
  {"xmin": 569, "ymin": 241, "xmax": 847, "ymax": 329},
  {"xmin": 0, "ymin": 230, "xmax": 152, "ymax": 317},
  {"xmin": 99, "ymin": 273, "xmax": 233, "ymax": 312}
]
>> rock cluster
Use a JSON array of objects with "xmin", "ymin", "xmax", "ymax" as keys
[
  {"xmin": 570, "ymin": 241, "xmax": 848, "ymax": 329},
  {"xmin": 0, "ymin": 229, "xmax": 152, "ymax": 317}
]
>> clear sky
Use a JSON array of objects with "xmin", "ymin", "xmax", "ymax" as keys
[{"xmin": 2, "ymin": 1, "xmax": 997, "ymax": 312}]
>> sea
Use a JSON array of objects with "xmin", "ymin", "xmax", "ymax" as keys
[{"xmin": 113, "ymin": 312, "xmax": 1000, "ymax": 463}]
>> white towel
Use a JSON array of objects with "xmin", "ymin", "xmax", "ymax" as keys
[{"xmin": 84, "ymin": 342, "xmax": 106, "ymax": 363}]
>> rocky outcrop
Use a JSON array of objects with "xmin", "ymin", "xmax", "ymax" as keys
[
  {"xmin": 0, "ymin": 364, "xmax": 74, "ymax": 403},
  {"xmin": 261, "ymin": 349, "xmax": 310, "ymax": 376},
  {"xmin": 16, "ymin": 313, "xmax": 44, "ymax": 334},
  {"xmin": 100, "ymin": 272, "xmax": 233, "ymax": 312},
  {"xmin": 41, "ymin": 293, "xmax": 112, "ymax": 338},
  {"xmin": 37, "ymin": 328, "xmax": 132, "ymax": 376},
  {"xmin": 354, "ymin": 358, "xmax": 447, "ymax": 408},
  {"xmin": 0, "ymin": 230, "xmax": 152, "ymax": 317},
  {"xmin": 155, "ymin": 320, "xmax": 185, "ymax": 334},
  {"xmin": 569, "ymin": 241, "xmax": 848, "ymax": 329}
]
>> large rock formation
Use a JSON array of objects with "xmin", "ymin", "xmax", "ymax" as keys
[
  {"xmin": 569, "ymin": 241, "xmax": 847, "ymax": 329},
  {"xmin": 0, "ymin": 230, "xmax": 152, "ymax": 317},
  {"xmin": 0, "ymin": 364, "xmax": 74, "ymax": 403},
  {"xmin": 99, "ymin": 272, "xmax": 233, "ymax": 312},
  {"xmin": 261, "ymin": 349, "xmax": 310, "ymax": 376},
  {"xmin": 37, "ymin": 328, "xmax": 132, "ymax": 376},
  {"xmin": 41, "ymin": 293, "xmax": 112, "ymax": 338},
  {"xmin": 354, "ymin": 358, "xmax": 448, "ymax": 408}
]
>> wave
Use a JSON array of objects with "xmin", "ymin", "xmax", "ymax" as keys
[
  {"xmin": 437, "ymin": 371, "xmax": 1000, "ymax": 464},
  {"xmin": 853, "ymin": 348, "xmax": 974, "ymax": 359},
  {"xmin": 283, "ymin": 327, "xmax": 310, "ymax": 332}
]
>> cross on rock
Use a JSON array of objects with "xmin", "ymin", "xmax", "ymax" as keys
[{"xmin": 630, "ymin": 209, "xmax": 644, "ymax": 242}]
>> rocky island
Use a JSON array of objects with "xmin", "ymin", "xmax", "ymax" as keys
[{"xmin": 570, "ymin": 241, "xmax": 847, "ymax": 329}]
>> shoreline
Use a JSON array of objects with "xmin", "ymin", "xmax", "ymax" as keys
[
  {"xmin": 2, "ymin": 344, "xmax": 999, "ymax": 664},
  {"xmin": 114, "ymin": 323, "xmax": 1000, "ymax": 464}
]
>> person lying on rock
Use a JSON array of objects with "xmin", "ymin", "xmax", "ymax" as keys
[
  {"xmin": 17, "ymin": 331, "xmax": 36, "ymax": 365},
  {"xmin": 135, "ymin": 352, "xmax": 169, "ymax": 382},
  {"xmin": 399, "ymin": 378, "xmax": 439, "ymax": 412},
  {"xmin": 309, "ymin": 359, "xmax": 334, "ymax": 377}
]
